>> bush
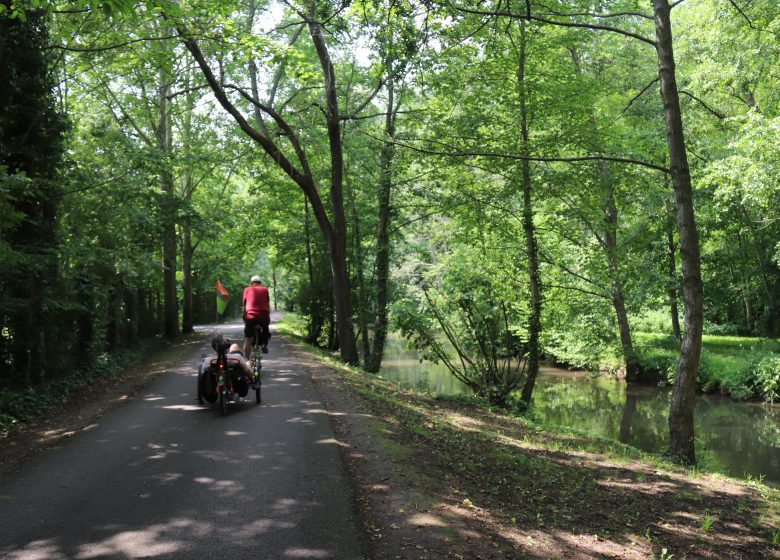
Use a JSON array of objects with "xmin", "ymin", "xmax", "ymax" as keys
[
  {"xmin": 754, "ymin": 354, "xmax": 780, "ymax": 403},
  {"xmin": 635, "ymin": 346, "xmax": 677, "ymax": 383}
]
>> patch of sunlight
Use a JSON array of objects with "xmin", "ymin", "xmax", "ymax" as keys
[
  {"xmin": 194, "ymin": 477, "xmax": 215, "ymax": 484},
  {"xmin": 162, "ymin": 404, "xmax": 202, "ymax": 411},
  {"xmin": 8, "ymin": 539, "xmax": 66, "ymax": 560},
  {"xmin": 445, "ymin": 413, "xmax": 488, "ymax": 432},
  {"xmin": 314, "ymin": 438, "xmax": 349, "ymax": 447},
  {"xmin": 547, "ymin": 530, "xmax": 647, "ymax": 560},
  {"xmin": 272, "ymin": 498, "xmax": 299, "ymax": 512},
  {"xmin": 76, "ymin": 526, "xmax": 184, "ymax": 558},
  {"xmin": 597, "ymin": 478, "xmax": 678, "ymax": 494},
  {"xmin": 283, "ymin": 547, "xmax": 332, "ymax": 558},
  {"xmin": 151, "ymin": 472, "xmax": 182, "ymax": 484},
  {"xmin": 238, "ymin": 519, "xmax": 296, "ymax": 537},
  {"xmin": 40, "ymin": 428, "xmax": 68, "ymax": 437},
  {"xmin": 408, "ymin": 513, "xmax": 448, "ymax": 527},
  {"xmin": 224, "ymin": 431, "xmax": 247, "ymax": 436},
  {"xmin": 287, "ymin": 416, "xmax": 316, "ymax": 424},
  {"xmin": 143, "ymin": 395, "xmax": 166, "ymax": 401},
  {"xmin": 303, "ymin": 408, "xmax": 328, "ymax": 414}
]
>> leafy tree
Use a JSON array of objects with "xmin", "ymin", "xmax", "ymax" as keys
[{"xmin": 0, "ymin": 4, "xmax": 67, "ymax": 386}]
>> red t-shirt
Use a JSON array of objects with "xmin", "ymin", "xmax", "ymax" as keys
[{"xmin": 243, "ymin": 285, "xmax": 270, "ymax": 319}]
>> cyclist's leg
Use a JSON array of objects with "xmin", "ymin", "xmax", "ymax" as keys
[
  {"xmin": 260, "ymin": 315, "xmax": 271, "ymax": 351},
  {"xmin": 242, "ymin": 318, "xmax": 254, "ymax": 359}
]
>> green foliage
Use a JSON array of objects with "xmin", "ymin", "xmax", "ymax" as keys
[
  {"xmin": 0, "ymin": 337, "xmax": 159, "ymax": 433},
  {"xmin": 394, "ymin": 251, "xmax": 528, "ymax": 406},
  {"xmin": 754, "ymin": 354, "xmax": 780, "ymax": 403}
]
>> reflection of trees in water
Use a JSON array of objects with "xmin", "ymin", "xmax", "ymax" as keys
[
  {"xmin": 693, "ymin": 400, "xmax": 780, "ymax": 481},
  {"xmin": 533, "ymin": 377, "xmax": 625, "ymax": 438},
  {"xmin": 619, "ymin": 391, "xmax": 637, "ymax": 443},
  {"xmin": 382, "ymin": 342, "xmax": 780, "ymax": 484}
]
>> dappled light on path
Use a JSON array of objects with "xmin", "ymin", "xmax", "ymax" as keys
[{"xmin": 0, "ymin": 324, "xmax": 366, "ymax": 560}]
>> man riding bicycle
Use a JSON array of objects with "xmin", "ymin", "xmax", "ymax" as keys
[{"xmin": 242, "ymin": 275, "xmax": 271, "ymax": 360}]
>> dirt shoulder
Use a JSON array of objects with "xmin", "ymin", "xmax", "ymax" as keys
[{"xmin": 2, "ymin": 332, "xmax": 778, "ymax": 560}]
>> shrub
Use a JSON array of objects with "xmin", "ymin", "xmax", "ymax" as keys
[{"xmin": 754, "ymin": 354, "xmax": 780, "ymax": 403}]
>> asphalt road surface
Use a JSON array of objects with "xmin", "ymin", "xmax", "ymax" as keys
[{"xmin": 0, "ymin": 317, "xmax": 369, "ymax": 559}]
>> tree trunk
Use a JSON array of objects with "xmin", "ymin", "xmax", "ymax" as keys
[
  {"xmin": 272, "ymin": 268, "xmax": 278, "ymax": 311},
  {"xmin": 367, "ymin": 71, "xmax": 396, "ymax": 374},
  {"xmin": 654, "ymin": 0, "xmax": 704, "ymax": 464},
  {"xmin": 308, "ymin": 19, "xmax": 358, "ymax": 364},
  {"xmin": 181, "ymin": 226, "xmax": 194, "ymax": 333},
  {"xmin": 345, "ymin": 166, "xmax": 372, "ymax": 365},
  {"xmin": 157, "ymin": 60, "xmax": 178, "ymax": 339},
  {"xmin": 516, "ymin": 20, "xmax": 542, "ymax": 406},
  {"xmin": 180, "ymin": 64, "xmax": 196, "ymax": 335},
  {"xmin": 604, "ymin": 189, "xmax": 638, "ymax": 380},
  {"xmin": 665, "ymin": 200, "xmax": 682, "ymax": 341}
]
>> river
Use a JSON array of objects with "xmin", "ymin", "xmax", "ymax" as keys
[{"xmin": 379, "ymin": 337, "xmax": 780, "ymax": 486}]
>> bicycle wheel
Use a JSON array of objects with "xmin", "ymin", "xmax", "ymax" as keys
[
  {"xmin": 219, "ymin": 388, "xmax": 227, "ymax": 416},
  {"xmin": 253, "ymin": 358, "xmax": 262, "ymax": 404}
]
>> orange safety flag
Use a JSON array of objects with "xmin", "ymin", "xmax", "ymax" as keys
[{"xmin": 215, "ymin": 279, "xmax": 230, "ymax": 315}]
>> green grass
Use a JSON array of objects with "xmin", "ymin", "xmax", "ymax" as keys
[
  {"xmin": 634, "ymin": 332, "xmax": 780, "ymax": 401},
  {"xmin": 275, "ymin": 312, "xmax": 308, "ymax": 339}
]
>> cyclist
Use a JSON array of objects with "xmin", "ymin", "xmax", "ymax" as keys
[
  {"xmin": 198, "ymin": 343, "xmax": 252, "ymax": 402},
  {"xmin": 242, "ymin": 275, "xmax": 271, "ymax": 360}
]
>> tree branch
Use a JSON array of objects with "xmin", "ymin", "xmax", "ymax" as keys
[
  {"xmin": 445, "ymin": 1, "xmax": 656, "ymax": 46},
  {"xmin": 387, "ymin": 136, "xmax": 670, "ymax": 174},
  {"xmin": 679, "ymin": 90, "xmax": 726, "ymax": 119},
  {"xmin": 45, "ymin": 35, "xmax": 178, "ymax": 53},
  {"xmin": 623, "ymin": 77, "xmax": 659, "ymax": 113}
]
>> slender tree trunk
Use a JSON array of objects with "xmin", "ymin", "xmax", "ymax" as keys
[
  {"xmin": 181, "ymin": 227, "xmax": 194, "ymax": 333},
  {"xmin": 654, "ymin": 0, "xmax": 704, "ymax": 464},
  {"xmin": 570, "ymin": 45, "xmax": 637, "ymax": 380},
  {"xmin": 304, "ymin": 196, "xmax": 319, "ymax": 343},
  {"xmin": 665, "ymin": 199, "xmax": 682, "ymax": 341},
  {"xmin": 272, "ymin": 268, "xmax": 278, "ymax": 311},
  {"xmin": 345, "ymin": 167, "xmax": 371, "ymax": 364},
  {"xmin": 604, "ymin": 189, "xmax": 638, "ymax": 380},
  {"xmin": 157, "ymin": 60, "xmax": 178, "ymax": 338},
  {"xmin": 516, "ymin": 20, "xmax": 542, "ymax": 406},
  {"xmin": 180, "ymin": 65, "xmax": 196, "ymax": 335},
  {"xmin": 367, "ymin": 71, "xmax": 396, "ymax": 374}
]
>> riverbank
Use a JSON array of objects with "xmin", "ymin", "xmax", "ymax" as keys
[{"xmin": 277, "ymin": 324, "xmax": 780, "ymax": 558}]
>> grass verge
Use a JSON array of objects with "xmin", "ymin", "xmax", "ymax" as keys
[{"xmin": 278, "ymin": 314, "xmax": 780, "ymax": 559}]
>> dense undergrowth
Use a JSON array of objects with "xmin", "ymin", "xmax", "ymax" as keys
[{"xmin": 0, "ymin": 337, "xmax": 162, "ymax": 434}]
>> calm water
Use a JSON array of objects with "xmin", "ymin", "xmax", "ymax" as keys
[{"xmin": 380, "ymin": 338, "xmax": 780, "ymax": 486}]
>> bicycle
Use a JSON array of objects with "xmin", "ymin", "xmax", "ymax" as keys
[
  {"xmin": 197, "ymin": 335, "xmax": 258, "ymax": 415},
  {"xmin": 249, "ymin": 324, "xmax": 265, "ymax": 404}
]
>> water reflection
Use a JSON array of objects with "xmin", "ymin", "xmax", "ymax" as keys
[{"xmin": 380, "ymin": 337, "xmax": 780, "ymax": 485}]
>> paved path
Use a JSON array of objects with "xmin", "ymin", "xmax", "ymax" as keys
[{"xmin": 0, "ymin": 317, "xmax": 368, "ymax": 559}]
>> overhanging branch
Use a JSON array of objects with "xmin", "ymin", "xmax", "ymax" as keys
[{"xmin": 386, "ymin": 136, "xmax": 670, "ymax": 174}]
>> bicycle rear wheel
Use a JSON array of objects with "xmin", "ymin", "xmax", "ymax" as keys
[
  {"xmin": 253, "ymin": 354, "xmax": 262, "ymax": 404},
  {"xmin": 219, "ymin": 388, "xmax": 227, "ymax": 416}
]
